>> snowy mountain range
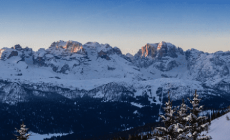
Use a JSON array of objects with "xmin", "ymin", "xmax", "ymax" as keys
[{"xmin": 0, "ymin": 40, "xmax": 230, "ymax": 106}]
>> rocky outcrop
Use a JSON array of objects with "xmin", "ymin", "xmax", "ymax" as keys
[
  {"xmin": 156, "ymin": 41, "xmax": 178, "ymax": 58},
  {"xmin": 154, "ymin": 59, "xmax": 179, "ymax": 71},
  {"xmin": 7, "ymin": 51, "xmax": 18, "ymax": 59},
  {"xmin": 135, "ymin": 43, "xmax": 158, "ymax": 58},
  {"xmin": 12, "ymin": 44, "xmax": 22, "ymax": 50},
  {"xmin": 98, "ymin": 51, "xmax": 111, "ymax": 60}
]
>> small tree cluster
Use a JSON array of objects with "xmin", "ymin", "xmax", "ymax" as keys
[{"xmin": 153, "ymin": 91, "xmax": 212, "ymax": 140}]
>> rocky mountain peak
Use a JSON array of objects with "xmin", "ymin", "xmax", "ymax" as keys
[
  {"xmin": 84, "ymin": 42, "xmax": 122, "ymax": 54},
  {"xmin": 83, "ymin": 42, "xmax": 122, "ymax": 60},
  {"xmin": 135, "ymin": 43, "xmax": 157, "ymax": 59},
  {"xmin": 156, "ymin": 41, "xmax": 178, "ymax": 58},
  {"xmin": 84, "ymin": 42, "xmax": 101, "ymax": 48},
  {"xmin": 12, "ymin": 44, "xmax": 23, "ymax": 50},
  {"xmin": 135, "ymin": 41, "xmax": 180, "ymax": 59},
  {"xmin": 0, "ymin": 47, "xmax": 20, "ymax": 60},
  {"xmin": 48, "ymin": 40, "xmax": 86, "ymax": 55},
  {"xmin": 157, "ymin": 41, "xmax": 167, "ymax": 50},
  {"xmin": 126, "ymin": 53, "xmax": 134, "ymax": 58}
]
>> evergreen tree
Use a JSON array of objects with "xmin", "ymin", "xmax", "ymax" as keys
[
  {"xmin": 186, "ymin": 90, "xmax": 212, "ymax": 140},
  {"xmin": 175, "ymin": 99, "xmax": 190, "ymax": 140},
  {"xmin": 14, "ymin": 122, "xmax": 30, "ymax": 140},
  {"xmin": 153, "ymin": 92, "xmax": 177, "ymax": 140}
]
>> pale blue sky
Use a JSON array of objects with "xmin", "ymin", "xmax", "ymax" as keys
[{"xmin": 0, "ymin": 0, "xmax": 229, "ymax": 54}]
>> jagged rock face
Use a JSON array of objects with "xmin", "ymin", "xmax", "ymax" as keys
[
  {"xmin": 157, "ymin": 42, "xmax": 168, "ymax": 58},
  {"xmin": 85, "ymin": 42, "xmax": 122, "ymax": 60},
  {"xmin": 126, "ymin": 53, "xmax": 134, "ymax": 59},
  {"xmin": 31, "ymin": 41, "xmax": 124, "ymax": 73},
  {"xmin": 12, "ymin": 44, "xmax": 22, "ymax": 50},
  {"xmin": 185, "ymin": 49, "xmax": 203, "ymax": 68},
  {"xmin": 49, "ymin": 40, "xmax": 86, "ymax": 55},
  {"xmin": 0, "ymin": 45, "xmax": 33, "ymax": 61},
  {"xmin": 186, "ymin": 49, "xmax": 230, "ymax": 82},
  {"xmin": 8, "ymin": 51, "xmax": 18, "ymax": 59},
  {"xmin": 135, "ymin": 41, "xmax": 179, "ymax": 59},
  {"xmin": 32, "ymin": 41, "xmax": 89, "ymax": 73},
  {"xmin": 109, "ymin": 47, "xmax": 122, "ymax": 55},
  {"xmin": 158, "ymin": 42, "xmax": 177, "ymax": 58},
  {"xmin": 0, "ymin": 48, "xmax": 18, "ymax": 60},
  {"xmin": 153, "ymin": 59, "xmax": 179, "ymax": 71},
  {"xmin": 135, "ymin": 43, "xmax": 158, "ymax": 58},
  {"xmin": 133, "ymin": 42, "xmax": 182, "ymax": 69},
  {"xmin": 98, "ymin": 51, "xmax": 111, "ymax": 60},
  {"xmin": 84, "ymin": 42, "xmax": 121, "ymax": 54},
  {"xmin": 133, "ymin": 57, "xmax": 154, "ymax": 68}
]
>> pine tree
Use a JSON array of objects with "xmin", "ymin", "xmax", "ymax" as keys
[
  {"xmin": 153, "ymin": 92, "xmax": 177, "ymax": 140},
  {"xmin": 175, "ymin": 99, "xmax": 190, "ymax": 140},
  {"xmin": 186, "ymin": 90, "xmax": 212, "ymax": 140},
  {"xmin": 14, "ymin": 122, "xmax": 30, "ymax": 140}
]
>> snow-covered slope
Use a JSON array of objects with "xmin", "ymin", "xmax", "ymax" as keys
[
  {"xmin": 0, "ymin": 40, "xmax": 230, "ymax": 105},
  {"xmin": 149, "ymin": 112, "xmax": 230, "ymax": 140},
  {"xmin": 203, "ymin": 112, "xmax": 230, "ymax": 140}
]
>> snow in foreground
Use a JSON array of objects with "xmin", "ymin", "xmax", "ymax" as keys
[
  {"xmin": 204, "ymin": 112, "xmax": 230, "ymax": 140},
  {"xmin": 28, "ymin": 132, "xmax": 69, "ymax": 140},
  {"xmin": 149, "ymin": 112, "xmax": 230, "ymax": 140}
]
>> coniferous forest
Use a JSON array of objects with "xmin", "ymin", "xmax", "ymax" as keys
[
  {"xmin": 1, "ymin": 91, "xmax": 229, "ymax": 140},
  {"xmin": 1, "ymin": 96, "xmax": 161, "ymax": 140}
]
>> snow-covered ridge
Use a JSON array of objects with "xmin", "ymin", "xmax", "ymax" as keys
[{"xmin": 0, "ymin": 40, "xmax": 230, "ymax": 104}]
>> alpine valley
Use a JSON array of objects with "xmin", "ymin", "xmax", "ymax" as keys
[{"xmin": 0, "ymin": 41, "xmax": 230, "ymax": 140}]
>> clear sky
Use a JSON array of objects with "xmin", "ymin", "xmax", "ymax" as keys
[{"xmin": 0, "ymin": 0, "xmax": 229, "ymax": 55}]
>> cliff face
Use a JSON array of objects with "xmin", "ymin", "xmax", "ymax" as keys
[{"xmin": 134, "ymin": 41, "xmax": 182, "ymax": 59}]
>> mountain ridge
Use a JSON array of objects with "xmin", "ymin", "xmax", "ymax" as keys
[{"xmin": 0, "ymin": 40, "xmax": 230, "ymax": 106}]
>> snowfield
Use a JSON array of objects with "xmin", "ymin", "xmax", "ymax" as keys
[
  {"xmin": 29, "ymin": 132, "xmax": 70, "ymax": 140},
  {"xmin": 203, "ymin": 112, "xmax": 230, "ymax": 140}
]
